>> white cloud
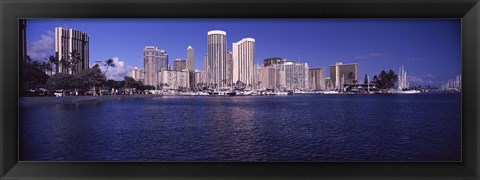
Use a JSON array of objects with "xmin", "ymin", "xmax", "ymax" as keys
[
  {"xmin": 425, "ymin": 73, "xmax": 435, "ymax": 78},
  {"xmin": 94, "ymin": 57, "xmax": 128, "ymax": 81},
  {"xmin": 27, "ymin": 30, "xmax": 55, "ymax": 61},
  {"xmin": 354, "ymin": 53, "xmax": 385, "ymax": 59}
]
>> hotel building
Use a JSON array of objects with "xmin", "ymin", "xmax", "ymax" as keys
[
  {"xmin": 55, "ymin": 27, "xmax": 89, "ymax": 75},
  {"xmin": 207, "ymin": 30, "xmax": 227, "ymax": 88},
  {"xmin": 285, "ymin": 62, "xmax": 309, "ymax": 90},
  {"xmin": 330, "ymin": 62, "xmax": 359, "ymax": 89},
  {"xmin": 160, "ymin": 70, "xmax": 190, "ymax": 90},
  {"xmin": 232, "ymin": 38, "xmax": 255, "ymax": 86},
  {"xmin": 129, "ymin": 67, "xmax": 145, "ymax": 82},
  {"xmin": 144, "ymin": 46, "xmax": 169, "ymax": 87},
  {"xmin": 173, "ymin": 59, "xmax": 187, "ymax": 71},
  {"xmin": 144, "ymin": 46, "xmax": 158, "ymax": 86},
  {"xmin": 259, "ymin": 66, "xmax": 277, "ymax": 90},
  {"xmin": 308, "ymin": 67, "xmax": 326, "ymax": 90}
]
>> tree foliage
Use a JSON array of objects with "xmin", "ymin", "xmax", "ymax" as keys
[
  {"xmin": 372, "ymin": 70, "xmax": 398, "ymax": 90},
  {"xmin": 20, "ymin": 59, "xmax": 50, "ymax": 96},
  {"xmin": 45, "ymin": 73, "xmax": 73, "ymax": 92}
]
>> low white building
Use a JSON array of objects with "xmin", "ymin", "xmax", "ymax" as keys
[
  {"xmin": 159, "ymin": 70, "xmax": 190, "ymax": 90},
  {"xmin": 129, "ymin": 67, "xmax": 145, "ymax": 82}
]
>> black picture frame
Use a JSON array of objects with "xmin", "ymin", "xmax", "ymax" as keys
[{"xmin": 1, "ymin": 0, "xmax": 479, "ymax": 179}]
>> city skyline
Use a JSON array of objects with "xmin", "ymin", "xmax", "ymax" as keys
[{"xmin": 26, "ymin": 19, "xmax": 461, "ymax": 86}]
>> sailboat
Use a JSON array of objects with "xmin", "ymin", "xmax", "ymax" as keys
[{"xmin": 394, "ymin": 65, "xmax": 420, "ymax": 94}]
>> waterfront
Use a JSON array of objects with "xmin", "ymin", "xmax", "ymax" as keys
[{"xmin": 20, "ymin": 93, "xmax": 461, "ymax": 161}]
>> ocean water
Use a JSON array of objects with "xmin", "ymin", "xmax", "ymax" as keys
[{"xmin": 20, "ymin": 93, "xmax": 461, "ymax": 161}]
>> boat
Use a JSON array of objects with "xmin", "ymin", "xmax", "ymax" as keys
[
  {"xmin": 208, "ymin": 90, "xmax": 236, "ymax": 96},
  {"xmin": 394, "ymin": 65, "xmax": 421, "ymax": 94},
  {"xmin": 395, "ymin": 89, "xmax": 421, "ymax": 94},
  {"xmin": 322, "ymin": 90, "xmax": 340, "ymax": 94}
]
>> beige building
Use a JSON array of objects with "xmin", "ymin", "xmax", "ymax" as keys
[
  {"xmin": 144, "ymin": 46, "xmax": 158, "ymax": 86},
  {"xmin": 173, "ymin": 59, "xmax": 187, "ymax": 71},
  {"xmin": 259, "ymin": 66, "xmax": 277, "ymax": 90},
  {"xmin": 207, "ymin": 30, "xmax": 228, "ymax": 88},
  {"xmin": 273, "ymin": 63, "xmax": 287, "ymax": 90},
  {"xmin": 129, "ymin": 67, "xmax": 145, "ymax": 82},
  {"xmin": 330, "ymin": 62, "xmax": 359, "ymax": 89},
  {"xmin": 308, "ymin": 67, "xmax": 326, "ymax": 90},
  {"xmin": 55, "ymin": 27, "xmax": 89, "ymax": 75},
  {"xmin": 232, "ymin": 38, "xmax": 255, "ymax": 86},
  {"xmin": 226, "ymin": 51, "xmax": 233, "ymax": 86},
  {"xmin": 325, "ymin": 77, "xmax": 334, "ymax": 90},
  {"xmin": 160, "ymin": 70, "xmax": 190, "ymax": 90},
  {"xmin": 187, "ymin": 46, "xmax": 194, "ymax": 72},
  {"xmin": 193, "ymin": 70, "xmax": 203, "ymax": 88}
]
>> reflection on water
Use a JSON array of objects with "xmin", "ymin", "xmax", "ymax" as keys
[{"xmin": 20, "ymin": 94, "xmax": 461, "ymax": 161}]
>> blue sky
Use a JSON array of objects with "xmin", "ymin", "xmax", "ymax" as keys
[{"xmin": 26, "ymin": 19, "xmax": 461, "ymax": 86}]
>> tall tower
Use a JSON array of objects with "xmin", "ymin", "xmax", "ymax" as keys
[
  {"xmin": 55, "ymin": 27, "xmax": 89, "ymax": 75},
  {"xmin": 207, "ymin": 30, "xmax": 227, "ymax": 88},
  {"xmin": 144, "ymin": 46, "xmax": 159, "ymax": 86},
  {"xmin": 187, "ymin": 46, "xmax": 194, "ymax": 72},
  {"xmin": 157, "ymin": 49, "xmax": 168, "ymax": 72},
  {"xmin": 232, "ymin": 38, "xmax": 255, "ymax": 85}
]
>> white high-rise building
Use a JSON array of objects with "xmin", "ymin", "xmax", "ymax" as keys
[
  {"xmin": 232, "ymin": 38, "xmax": 255, "ymax": 86},
  {"xmin": 144, "ymin": 46, "xmax": 159, "ymax": 87},
  {"xmin": 187, "ymin": 46, "xmax": 194, "ymax": 72},
  {"xmin": 55, "ymin": 27, "xmax": 89, "ymax": 75},
  {"xmin": 280, "ymin": 61, "xmax": 309, "ymax": 91},
  {"xmin": 207, "ymin": 30, "xmax": 227, "ymax": 88},
  {"xmin": 144, "ymin": 46, "xmax": 168, "ymax": 87}
]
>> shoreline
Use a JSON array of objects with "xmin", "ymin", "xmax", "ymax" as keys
[
  {"xmin": 19, "ymin": 94, "xmax": 158, "ymax": 106},
  {"xmin": 19, "ymin": 92, "xmax": 458, "ymax": 106}
]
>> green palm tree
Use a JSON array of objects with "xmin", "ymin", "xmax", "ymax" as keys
[{"xmin": 103, "ymin": 58, "xmax": 115, "ymax": 76}]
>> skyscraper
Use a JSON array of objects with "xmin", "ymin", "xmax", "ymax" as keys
[
  {"xmin": 232, "ymin": 38, "xmax": 255, "ymax": 86},
  {"xmin": 55, "ymin": 27, "xmax": 89, "ymax": 75},
  {"xmin": 187, "ymin": 46, "xmax": 194, "ymax": 72},
  {"xmin": 157, "ymin": 49, "xmax": 169, "ymax": 72},
  {"xmin": 207, "ymin": 30, "xmax": 227, "ymax": 88},
  {"xmin": 144, "ymin": 46, "xmax": 158, "ymax": 86},
  {"xmin": 173, "ymin": 59, "xmax": 187, "ymax": 71}
]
